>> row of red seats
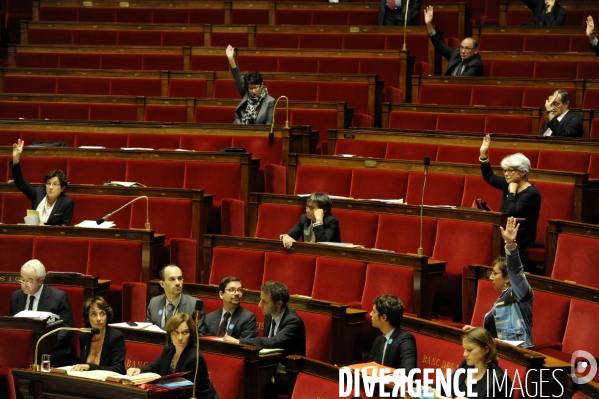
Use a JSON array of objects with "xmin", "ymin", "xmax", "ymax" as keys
[
  {"xmin": 480, "ymin": 60, "xmax": 599, "ymax": 80},
  {"xmin": 479, "ymin": 33, "xmax": 593, "ymax": 53}
]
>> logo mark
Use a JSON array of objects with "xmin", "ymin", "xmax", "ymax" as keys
[{"xmin": 571, "ymin": 350, "xmax": 597, "ymax": 384}]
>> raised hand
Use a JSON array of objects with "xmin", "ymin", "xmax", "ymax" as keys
[
  {"xmin": 500, "ymin": 217, "xmax": 519, "ymax": 244},
  {"xmin": 424, "ymin": 6, "xmax": 434, "ymax": 25},
  {"xmin": 587, "ymin": 16, "xmax": 596, "ymax": 40},
  {"xmin": 545, "ymin": 0, "xmax": 555, "ymax": 12},
  {"xmin": 12, "ymin": 139, "xmax": 24, "ymax": 164},
  {"xmin": 479, "ymin": 134, "xmax": 491, "ymax": 158}
]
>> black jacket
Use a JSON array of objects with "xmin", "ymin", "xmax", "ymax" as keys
[
  {"xmin": 140, "ymin": 345, "xmax": 219, "ymax": 399},
  {"xmin": 79, "ymin": 326, "xmax": 126, "ymax": 374},
  {"xmin": 199, "ymin": 306, "xmax": 258, "ymax": 339},
  {"xmin": 428, "ymin": 32, "xmax": 483, "ymax": 77},
  {"xmin": 286, "ymin": 213, "xmax": 341, "ymax": 243},
  {"xmin": 368, "ymin": 327, "xmax": 417, "ymax": 373},
  {"xmin": 539, "ymin": 110, "xmax": 583, "ymax": 137},
  {"xmin": 10, "ymin": 161, "xmax": 74, "ymax": 226},
  {"xmin": 445, "ymin": 359, "xmax": 512, "ymax": 399},
  {"xmin": 521, "ymin": 0, "xmax": 566, "ymax": 26},
  {"xmin": 378, "ymin": 0, "xmax": 421, "ymax": 25}
]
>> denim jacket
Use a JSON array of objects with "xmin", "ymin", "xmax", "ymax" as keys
[{"xmin": 485, "ymin": 245, "xmax": 534, "ymax": 348}]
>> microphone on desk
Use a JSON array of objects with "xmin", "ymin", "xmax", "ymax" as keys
[
  {"xmin": 191, "ymin": 300, "xmax": 204, "ymax": 399},
  {"xmin": 96, "ymin": 196, "xmax": 151, "ymax": 231},
  {"xmin": 418, "ymin": 156, "xmax": 430, "ymax": 256},
  {"xmin": 269, "ymin": 96, "xmax": 290, "ymax": 142},
  {"xmin": 32, "ymin": 327, "xmax": 100, "ymax": 371}
]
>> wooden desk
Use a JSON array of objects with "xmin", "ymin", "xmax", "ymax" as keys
[
  {"xmin": 0, "ymin": 318, "xmax": 62, "ymax": 366},
  {"xmin": 12, "ymin": 368, "xmax": 180, "ymax": 399}
]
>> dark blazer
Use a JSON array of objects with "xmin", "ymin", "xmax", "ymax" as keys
[
  {"xmin": 592, "ymin": 40, "xmax": 599, "ymax": 57},
  {"xmin": 9, "ymin": 284, "xmax": 74, "ymax": 366},
  {"xmin": 146, "ymin": 294, "xmax": 205, "ymax": 331},
  {"xmin": 240, "ymin": 307, "xmax": 306, "ymax": 366},
  {"xmin": 199, "ymin": 306, "xmax": 258, "ymax": 339},
  {"xmin": 539, "ymin": 110, "xmax": 583, "ymax": 137},
  {"xmin": 10, "ymin": 161, "xmax": 74, "ymax": 226},
  {"xmin": 230, "ymin": 66, "xmax": 276, "ymax": 125},
  {"xmin": 368, "ymin": 328, "xmax": 417, "ymax": 373},
  {"xmin": 445, "ymin": 359, "xmax": 512, "ymax": 399},
  {"xmin": 140, "ymin": 345, "xmax": 219, "ymax": 399},
  {"xmin": 428, "ymin": 32, "xmax": 483, "ymax": 76},
  {"xmin": 378, "ymin": 0, "xmax": 421, "ymax": 25},
  {"xmin": 79, "ymin": 326, "xmax": 126, "ymax": 374},
  {"xmin": 521, "ymin": 0, "xmax": 566, "ymax": 26},
  {"xmin": 286, "ymin": 213, "xmax": 341, "ymax": 243}
]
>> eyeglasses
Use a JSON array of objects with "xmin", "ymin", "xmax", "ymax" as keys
[
  {"xmin": 20, "ymin": 278, "xmax": 37, "ymax": 287},
  {"xmin": 502, "ymin": 169, "xmax": 518, "ymax": 174},
  {"xmin": 248, "ymin": 85, "xmax": 262, "ymax": 92},
  {"xmin": 45, "ymin": 182, "xmax": 61, "ymax": 188},
  {"xmin": 459, "ymin": 46, "xmax": 474, "ymax": 51},
  {"xmin": 225, "ymin": 287, "xmax": 244, "ymax": 294}
]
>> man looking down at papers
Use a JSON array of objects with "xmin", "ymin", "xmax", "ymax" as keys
[
  {"xmin": 9, "ymin": 259, "xmax": 74, "ymax": 367},
  {"xmin": 224, "ymin": 281, "xmax": 305, "ymax": 399}
]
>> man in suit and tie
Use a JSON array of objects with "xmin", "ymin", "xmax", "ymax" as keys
[
  {"xmin": 224, "ymin": 281, "xmax": 305, "ymax": 399},
  {"xmin": 199, "ymin": 276, "xmax": 257, "ymax": 339},
  {"xmin": 588, "ymin": 16, "xmax": 599, "ymax": 57},
  {"xmin": 539, "ymin": 90, "xmax": 583, "ymax": 137},
  {"xmin": 9, "ymin": 259, "xmax": 75, "ymax": 367},
  {"xmin": 146, "ymin": 264, "xmax": 205, "ymax": 330},
  {"xmin": 378, "ymin": 0, "xmax": 421, "ymax": 26},
  {"xmin": 424, "ymin": 6, "xmax": 483, "ymax": 77},
  {"xmin": 368, "ymin": 294, "xmax": 417, "ymax": 373}
]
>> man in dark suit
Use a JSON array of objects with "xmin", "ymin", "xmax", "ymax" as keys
[
  {"xmin": 368, "ymin": 294, "xmax": 416, "ymax": 373},
  {"xmin": 520, "ymin": 0, "xmax": 566, "ymax": 26},
  {"xmin": 378, "ymin": 0, "xmax": 421, "ymax": 26},
  {"xmin": 424, "ymin": 6, "xmax": 483, "ymax": 77},
  {"xmin": 199, "ymin": 276, "xmax": 257, "ymax": 339},
  {"xmin": 280, "ymin": 191, "xmax": 341, "ymax": 248},
  {"xmin": 225, "ymin": 281, "xmax": 306, "ymax": 399},
  {"xmin": 539, "ymin": 90, "xmax": 583, "ymax": 137},
  {"xmin": 146, "ymin": 264, "xmax": 205, "ymax": 330},
  {"xmin": 588, "ymin": 16, "xmax": 599, "ymax": 57},
  {"xmin": 9, "ymin": 259, "xmax": 74, "ymax": 367}
]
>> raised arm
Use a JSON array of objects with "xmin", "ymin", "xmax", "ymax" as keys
[
  {"xmin": 479, "ymin": 135, "xmax": 505, "ymax": 190},
  {"xmin": 501, "ymin": 217, "xmax": 533, "ymax": 301},
  {"xmin": 12, "ymin": 139, "xmax": 23, "ymax": 164}
]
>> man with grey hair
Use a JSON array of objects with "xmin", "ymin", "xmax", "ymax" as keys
[
  {"xmin": 539, "ymin": 90, "xmax": 583, "ymax": 137},
  {"xmin": 280, "ymin": 191, "xmax": 341, "ymax": 248},
  {"xmin": 9, "ymin": 259, "xmax": 74, "ymax": 367}
]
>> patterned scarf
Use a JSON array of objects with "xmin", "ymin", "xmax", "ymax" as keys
[{"xmin": 241, "ymin": 85, "xmax": 269, "ymax": 124}]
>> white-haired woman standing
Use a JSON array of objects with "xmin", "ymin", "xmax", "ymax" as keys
[{"xmin": 479, "ymin": 135, "xmax": 541, "ymax": 252}]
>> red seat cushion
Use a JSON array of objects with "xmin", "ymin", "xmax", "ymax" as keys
[
  {"xmin": 311, "ymin": 258, "xmax": 366, "ymax": 304},
  {"xmin": 209, "ymin": 248, "xmax": 264, "ymax": 290},
  {"xmin": 293, "ymin": 166, "xmax": 352, "ymax": 197},
  {"xmin": 263, "ymin": 252, "xmax": 316, "ymax": 297},
  {"xmin": 552, "ymin": 234, "xmax": 599, "ymax": 289},
  {"xmin": 349, "ymin": 169, "xmax": 408, "ymax": 201},
  {"xmin": 385, "ymin": 142, "xmax": 438, "ymax": 162},
  {"xmin": 296, "ymin": 311, "xmax": 333, "ymax": 363},
  {"xmin": 374, "ymin": 214, "xmax": 437, "ymax": 258},
  {"xmin": 255, "ymin": 204, "xmax": 304, "ymax": 240},
  {"xmin": 333, "ymin": 209, "xmax": 378, "ymax": 248},
  {"xmin": 405, "ymin": 173, "xmax": 465, "ymax": 207},
  {"xmin": 203, "ymin": 352, "xmax": 245, "ymax": 399}
]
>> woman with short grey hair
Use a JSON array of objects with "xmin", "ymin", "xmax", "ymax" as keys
[{"xmin": 479, "ymin": 135, "xmax": 541, "ymax": 253}]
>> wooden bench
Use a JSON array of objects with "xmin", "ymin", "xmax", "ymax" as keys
[{"xmin": 149, "ymin": 280, "xmax": 368, "ymax": 366}]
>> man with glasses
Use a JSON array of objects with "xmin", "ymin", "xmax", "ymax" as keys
[
  {"xmin": 146, "ymin": 264, "xmax": 205, "ymax": 330},
  {"xmin": 539, "ymin": 90, "xmax": 583, "ymax": 137},
  {"xmin": 224, "ymin": 281, "xmax": 305, "ymax": 399},
  {"xmin": 424, "ymin": 6, "xmax": 483, "ymax": 77},
  {"xmin": 9, "ymin": 259, "xmax": 75, "ymax": 367},
  {"xmin": 280, "ymin": 191, "xmax": 341, "ymax": 249},
  {"xmin": 199, "ymin": 276, "xmax": 257, "ymax": 339}
]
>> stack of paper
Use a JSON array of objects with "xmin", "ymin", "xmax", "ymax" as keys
[
  {"xmin": 55, "ymin": 367, "xmax": 120, "ymax": 381},
  {"xmin": 75, "ymin": 220, "xmax": 116, "ymax": 229},
  {"xmin": 13, "ymin": 310, "xmax": 58, "ymax": 321},
  {"xmin": 109, "ymin": 322, "xmax": 166, "ymax": 333}
]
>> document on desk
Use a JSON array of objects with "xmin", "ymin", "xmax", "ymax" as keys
[
  {"xmin": 56, "ymin": 367, "xmax": 120, "ymax": 381},
  {"xmin": 75, "ymin": 220, "xmax": 116, "ymax": 228},
  {"xmin": 109, "ymin": 322, "xmax": 166, "ymax": 333}
]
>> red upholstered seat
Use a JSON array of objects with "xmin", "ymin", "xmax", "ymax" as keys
[
  {"xmin": 3, "ymin": 76, "xmax": 57, "ymax": 94},
  {"xmin": 418, "ymin": 85, "xmax": 471, "ymax": 105},
  {"xmin": 524, "ymin": 35, "xmax": 570, "ymax": 52},
  {"xmin": 0, "ymin": 236, "xmax": 33, "ymax": 270},
  {"xmin": 478, "ymin": 34, "xmax": 523, "ymax": 51},
  {"xmin": 334, "ymin": 140, "xmax": 387, "ymax": 159},
  {"xmin": 74, "ymin": 132, "xmax": 128, "ymax": 148},
  {"xmin": 412, "ymin": 330, "xmax": 463, "ymax": 371},
  {"xmin": 405, "ymin": 173, "xmax": 465, "ymax": 207},
  {"xmin": 560, "ymin": 299, "xmax": 599, "ymax": 360},
  {"xmin": 362, "ymin": 263, "xmax": 414, "ymax": 314},
  {"xmin": 32, "ymin": 237, "xmax": 88, "ymax": 274},
  {"xmin": 20, "ymin": 131, "xmax": 75, "ymax": 147},
  {"xmin": 144, "ymin": 105, "xmax": 188, "ymax": 123},
  {"xmin": 209, "ymin": 248, "xmax": 264, "ymax": 290},
  {"xmin": 0, "ymin": 102, "xmax": 40, "ymax": 119},
  {"xmin": 374, "ymin": 214, "xmax": 437, "ymax": 257},
  {"xmin": 126, "ymin": 160, "xmax": 185, "ymax": 188},
  {"xmin": 132, "ymin": 198, "xmax": 193, "ymax": 242},
  {"xmin": 231, "ymin": 136, "xmax": 282, "ymax": 169},
  {"xmin": 71, "ymin": 195, "xmax": 131, "ymax": 228},
  {"xmin": 0, "ymin": 330, "xmax": 35, "ymax": 368},
  {"xmin": 583, "ymin": 89, "xmax": 599, "ymax": 109},
  {"xmin": 460, "ymin": 176, "xmax": 502, "ymax": 210},
  {"xmin": 436, "ymin": 145, "xmax": 480, "ymax": 165},
  {"xmin": 203, "ymin": 352, "xmax": 245, "ymax": 399},
  {"xmin": 296, "ymin": 311, "xmax": 333, "ymax": 363},
  {"xmin": 255, "ymin": 204, "xmax": 304, "ymax": 239},
  {"xmin": 537, "ymin": 150, "xmax": 590, "ymax": 174},
  {"xmin": 39, "ymin": 103, "xmax": 89, "ymax": 120},
  {"xmin": 184, "ymin": 162, "xmax": 241, "ymax": 202},
  {"xmin": 125, "ymin": 341, "xmax": 163, "ymax": 369},
  {"xmin": 385, "ymin": 142, "xmax": 438, "ymax": 162},
  {"xmin": 289, "ymin": 109, "xmax": 338, "ymax": 146},
  {"xmin": 311, "ymin": 258, "xmax": 366, "ymax": 305},
  {"xmin": 333, "ymin": 209, "xmax": 377, "ymax": 248},
  {"xmin": 432, "ymin": 220, "xmax": 495, "ymax": 321},
  {"xmin": 316, "ymin": 82, "xmax": 368, "ymax": 116},
  {"xmin": 73, "ymin": 30, "xmax": 117, "ymax": 45},
  {"xmin": 577, "ymin": 63, "xmax": 599, "ymax": 80},
  {"xmin": 169, "ymin": 79, "xmax": 208, "ymax": 98},
  {"xmin": 489, "ymin": 61, "xmax": 534, "ymax": 78},
  {"xmin": 122, "ymin": 282, "xmax": 147, "ymax": 323},
  {"xmin": 291, "ymin": 372, "xmax": 340, "ymax": 399},
  {"xmin": 533, "ymin": 181, "xmax": 574, "ymax": 247},
  {"xmin": 1, "ymin": 193, "xmax": 32, "ymax": 225},
  {"xmin": 486, "ymin": 148, "xmax": 539, "ymax": 169},
  {"xmin": 588, "ymin": 154, "xmax": 599, "ymax": 178},
  {"xmin": 56, "ymin": 285, "xmax": 86, "ymax": 327},
  {"xmin": 193, "ymin": 106, "xmax": 236, "ymax": 124},
  {"xmin": 293, "ymin": 165, "xmax": 352, "ymax": 197},
  {"xmin": 349, "ymin": 169, "xmax": 409, "ymax": 201},
  {"xmin": 17, "ymin": 157, "xmax": 68, "ymax": 184},
  {"xmin": 230, "ymin": 9, "xmax": 269, "ymax": 25},
  {"xmin": 523, "ymin": 87, "xmax": 576, "ymax": 108},
  {"xmin": 255, "ymin": 33, "xmax": 299, "ymax": 48},
  {"xmin": 484, "ymin": 115, "xmax": 532, "ymax": 135},
  {"xmin": 179, "ymin": 135, "xmax": 231, "ymax": 152},
  {"xmin": 533, "ymin": 61, "xmax": 578, "ymax": 79},
  {"xmin": 469, "ymin": 279, "xmax": 497, "ymax": 327},
  {"xmin": 263, "ymin": 253, "xmax": 316, "ymax": 297},
  {"xmin": 221, "ymin": 198, "xmax": 246, "ymax": 236},
  {"xmin": 388, "ymin": 111, "xmax": 437, "ymax": 130},
  {"xmin": 436, "ymin": 114, "xmax": 485, "ymax": 132},
  {"xmin": 470, "ymin": 86, "xmax": 524, "ymax": 107},
  {"xmin": 532, "ymin": 290, "xmax": 570, "ymax": 350},
  {"xmin": 299, "ymin": 33, "xmax": 343, "ymax": 49},
  {"xmin": 67, "ymin": 158, "xmax": 127, "ymax": 185},
  {"xmin": 278, "ymin": 57, "xmax": 319, "ymax": 73},
  {"xmin": 552, "ymin": 234, "xmax": 599, "ymax": 289}
]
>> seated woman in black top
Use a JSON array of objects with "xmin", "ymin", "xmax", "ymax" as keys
[
  {"xmin": 446, "ymin": 328, "xmax": 512, "ymax": 399},
  {"xmin": 280, "ymin": 192, "xmax": 341, "ymax": 248},
  {"xmin": 72, "ymin": 296, "xmax": 126, "ymax": 374},
  {"xmin": 127, "ymin": 313, "xmax": 219, "ymax": 399},
  {"xmin": 10, "ymin": 139, "xmax": 74, "ymax": 226},
  {"xmin": 479, "ymin": 135, "xmax": 541, "ymax": 253}
]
